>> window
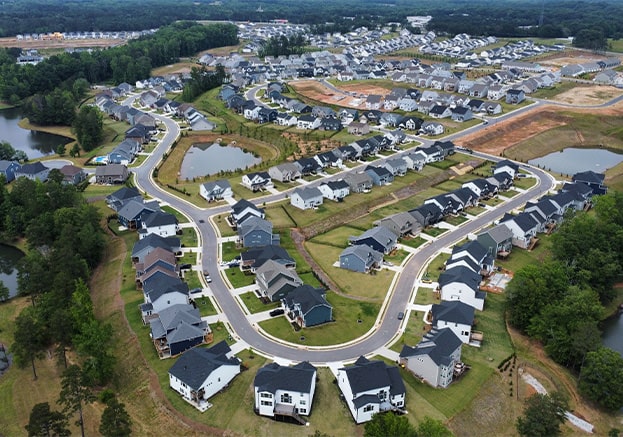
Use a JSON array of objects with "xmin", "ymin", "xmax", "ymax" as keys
[
  {"xmin": 300, "ymin": 400, "xmax": 306, "ymax": 405},
  {"xmin": 363, "ymin": 405, "xmax": 374, "ymax": 412},
  {"xmin": 260, "ymin": 400, "xmax": 273, "ymax": 406},
  {"xmin": 260, "ymin": 393, "xmax": 272, "ymax": 398},
  {"xmin": 299, "ymin": 409, "xmax": 306, "ymax": 414},
  {"xmin": 280, "ymin": 393, "xmax": 292, "ymax": 403}
]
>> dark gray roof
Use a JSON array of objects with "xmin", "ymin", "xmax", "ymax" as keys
[
  {"xmin": 168, "ymin": 341, "xmax": 238, "ymax": 391},
  {"xmin": 400, "ymin": 328, "xmax": 462, "ymax": 366},
  {"xmin": 438, "ymin": 266, "xmax": 482, "ymax": 290},
  {"xmin": 293, "ymin": 186, "xmax": 323, "ymax": 201},
  {"xmin": 142, "ymin": 211, "xmax": 178, "ymax": 228},
  {"xmin": 431, "ymin": 300, "xmax": 475, "ymax": 326},
  {"xmin": 118, "ymin": 200, "xmax": 156, "ymax": 221},
  {"xmin": 18, "ymin": 161, "xmax": 48, "ymax": 175},
  {"xmin": 349, "ymin": 225, "xmax": 397, "ymax": 249},
  {"xmin": 325, "ymin": 179, "xmax": 350, "ymax": 191},
  {"xmin": 340, "ymin": 356, "xmax": 403, "ymax": 396},
  {"xmin": 452, "ymin": 240, "xmax": 487, "ymax": 264},
  {"xmin": 241, "ymin": 245, "xmax": 294, "ymax": 269},
  {"xmin": 477, "ymin": 223, "xmax": 513, "ymax": 243},
  {"xmin": 132, "ymin": 234, "xmax": 181, "ymax": 257},
  {"xmin": 504, "ymin": 211, "xmax": 538, "ymax": 232},
  {"xmin": 254, "ymin": 361, "xmax": 317, "ymax": 394},
  {"xmin": 573, "ymin": 170, "xmax": 604, "ymax": 185},
  {"xmin": 283, "ymin": 285, "xmax": 330, "ymax": 316}
]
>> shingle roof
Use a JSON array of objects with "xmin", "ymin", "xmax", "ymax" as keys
[
  {"xmin": 168, "ymin": 341, "xmax": 238, "ymax": 390},
  {"xmin": 431, "ymin": 300, "xmax": 475, "ymax": 326},
  {"xmin": 254, "ymin": 361, "xmax": 317, "ymax": 394},
  {"xmin": 283, "ymin": 285, "xmax": 330, "ymax": 316},
  {"xmin": 477, "ymin": 223, "xmax": 513, "ymax": 244},
  {"xmin": 400, "ymin": 328, "xmax": 462, "ymax": 366},
  {"xmin": 340, "ymin": 356, "xmax": 404, "ymax": 396},
  {"xmin": 438, "ymin": 266, "xmax": 482, "ymax": 290}
]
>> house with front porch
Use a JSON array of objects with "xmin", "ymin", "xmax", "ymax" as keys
[
  {"xmin": 200, "ymin": 180, "xmax": 232, "ymax": 202},
  {"xmin": 403, "ymin": 151, "xmax": 427, "ymax": 171},
  {"xmin": 364, "ymin": 165, "xmax": 394, "ymax": 186},
  {"xmin": 168, "ymin": 341, "xmax": 241, "ymax": 411},
  {"xmin": 268, "ymin": 162, "xmax": 301, "ymax": 183},
  {"xmin": 131, "ymin": 233, "xmax": 181, "ymax": 265},
  {"xmin": 255, "ymin": 259, "xmax": 303, "ymax": 302},
  {"xmin": 344, "ymin": 171, "xmax": 373, "ymax": 193},
  {"xmin": 419, "ymin": 121, "xmax": 444, "ymax": 136},
  {"xmin": 399, "ymin": 328, "xmax": 462, "ymax": 388},
  {"xmin": 318, "ymin": 180, "xmax": 350, "ymax": 201},
  {"xmin": 438, "ymin": 266, "xmax": 485, "ymax": 311},
  {"xmin": 231, "ymin": 199, "xmax": 265, "ymax": 226},
  {"xmin": 499, "ymin": 212, "xmax": 540, "ymax": 249},
  {"xmin": 138, "ymin": 211, "xmax": 179, "ymax": 239},
  {"xmin": 383, "ymin": 158, "xmax": 408, "ymax": 177},
  {"xmin": 238, "ymin": 216, "xmax": 278, "ymax": 248},
  {"xmin": 240, "ymin": 245, "xmax": 295, "ymax": 273},
  {"xmin": 254, "ymin": 361, "xmax": 317, "ymax": 422},
  {"xmin": 339, "ymin": 245, "xmax": 384, "ymax": 273},
  {"xmin": 448, "ymin": 240, "xmax": 495, "ymax": 276},
  {"xmin": 494, "ymin": 160, "xmax": 520, "ymax": 179},
  {"xmin": 242, "ymin": 172, "xmax": 272, "ymax": 192},
  {"xmin": 374, "ymin": 212, "xmax": 421, "ymax": 238},
  {"xmin": 15, "ymin": 162, "xmax": 50, "ymax": 182},
  {"xmin": 337, "ymin": 356, "xmax": 406, "ymax": 424},
  {"xmin": 95, "ymin": 164, "xmax": 130, "ymax": 184},
  {"xmin": 349, "ymin": 226, "xmax": 397, "ymax": 255}
]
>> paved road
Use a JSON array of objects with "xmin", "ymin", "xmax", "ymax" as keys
[{"xmin": 130, "ymin": 102, "xmax": 557, "ymax": 363}]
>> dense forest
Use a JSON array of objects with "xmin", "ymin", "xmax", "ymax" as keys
[{"xmin": 1, "ymin": 0, "xmax": 623, "ymax": 48}]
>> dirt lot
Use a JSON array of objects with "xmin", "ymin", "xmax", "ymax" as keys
[
  {"xmin": 290, "ymin": 80, "xmax": 391, "ymax": 109},
  {"xmin": 549, "ymin": 84, "xmax": 623, "ymax": 106},
  {"xmin": 538, "ymin": 50, "xmax": 617, "ymax": 67},
  {"xmin": 0, "ymin": 37, "xmax": 124, "ymax": 50}
]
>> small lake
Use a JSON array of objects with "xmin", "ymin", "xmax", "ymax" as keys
[
  {"xmin": 528, "ymin": 148, "xmax": 623, "ymax": 175},
  {"xmin": 0, "ymin": 107, "xmax": 72, "ymax": 159},
  {"xmin": 0, "ymin": 244, "xmax": 24, "ymax": 300},
  {"xmin": 179, "ymin": 142, "xmax": 261, "ymax": 179},
  {"xmin": 602, "ymin": 313, "xmax": 623, "ymax": 357}
]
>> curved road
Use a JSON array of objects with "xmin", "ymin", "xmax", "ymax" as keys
[{"xmin": 133, "ymin": 97, "xmax": 555, "ymax": 363}]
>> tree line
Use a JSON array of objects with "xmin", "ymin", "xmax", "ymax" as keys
[{"xmin": 506, "ymin": 191, "xmax": 623, "ymax": 412}]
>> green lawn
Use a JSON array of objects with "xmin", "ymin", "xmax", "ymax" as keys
[
  {"xmin": 191, "ymin": 295, "xmax": 218, "ymax": 316},
  {"xmin": 385, "ymin": 249, "xmax": 410, "ymax": 265},
  {"xmin": 444, "ymin": 215, "xmax": 469, "ymax": 226},
  {"xmin": 496, "ymin": 234, "xmax": 553, "ymax": 274},
  {"xmin": 501, "ymin": 189, "xmax": 520, "ymax": 198},
  {"xmin": 179, "ymin": 227, "xmax": 198, "ymax": 247},
  {"xmin": 161, "ymin": 205, "xmax": 190, "ymax": 223},
  {"xmin": 424, "ymin": 253, "xmax": 450, "ymax": 281},
  {"xmin": 400, "ymin": 236, "xmax": 427, "ymax": 249},
  {"xmin": 264, "ymin": 204, "xmax": 296, "ymax": 229},
  {"xmin": 213, "ymin": 214, "xmax": 237, "ymax": 237},
  {"xmin": 222, "ymin": 241, "xmax": 244, "ymax": 261},
  {"xmin": 512, "ymin": 177, "xmax": 537, "ymax": 190},
  {"xmin": 466, "ymin": 206, "xmax": 487, "ymax": 216},
  {"xmin": 305, "ymin": 240, "xmax": 395, "ymax": 300},
  {"xmin": 259, "ymin": 292, "xmax": 380, "ymax": 346},
  {"xmin": 224, "ymin": 268, "xmax": 255, "ymax": 288},
  {"xmin": 390, "ymin": 311, "xmax": 428, "ymax": 353},
  {"xmin": 414, "ymin": 287, "xmax": 438, "ymax": 305},
  {"xmin": 482, "ymin": 196, "xmax": 504, "ymax": 207},
  {"xmin": 239, "ymin": 291, "xmax": 279, "ymax": 314},
  {"xmin": 422, "ymin": 227, "xmax": 448, "ymax": 238}
]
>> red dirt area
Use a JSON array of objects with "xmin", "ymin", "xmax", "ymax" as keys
[{"xmin": 290, "ymin": 80, "xmax": 391, "ymax": 109}]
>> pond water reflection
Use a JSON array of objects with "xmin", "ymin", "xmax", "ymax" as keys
[{"xmin": 180, "ymin": 142, "xmax": 261, "ymax": 179}]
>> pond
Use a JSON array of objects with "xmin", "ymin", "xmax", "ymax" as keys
[
  {"xmin": 0, "ymin": 107, "xmax": 72, "ymax": 159},
  {"xmin": 179, "ymin": 142, "xmax": 261, "ymax": 179},
  {"xmin": 528, "ymin": 147, "xmax": 623, "ymax": 175},
  {"xmin": 0, "ymin": 244, "xmax": 24, "ymax": 300},
  {"xmin": 602, "ymin": 312, "xmax": 623, "ymax": 357}
]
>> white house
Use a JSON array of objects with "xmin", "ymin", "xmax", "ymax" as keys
[
  {"xmin": 241, "ymin": 171, "xmax": 272, "ymax": 192},
  {"xmin": 199, "ymin": 180, "xmax": 233, "ymax": 202},
  {"xmin": 138, "ymin": 211, "xmax": 179, "ymax": 240},
  {"xmin": 254, "ymin": 361, "xmax": 317, "ymax": 422},
  {"xmin": 168, "ymin": 341, "xmax": 241, "ymax": 411},
  {"xmin": 500, "ymin": 212, "xmax": 540, "ymax": 249},
  {"xmin": 290, "ymin": 186, "xmax": 323, "ymax": 210},
  {"xmin": 399, "ymin": 328, "xmax": 462, "ymax": 388},
  {"xmin": 438, "ymin": 265, "xmax": 485, "ymax": 311},
  {"xmin": 318, "ymin": 180, "xmax": 350, "ymax": 201},
  {"xmin": 430, "ymin": 300, "xmax": 475, "ymax": 344},
  {"xmin": 337, "ymin": 356, "xmax": 406, "ymax": 424}
]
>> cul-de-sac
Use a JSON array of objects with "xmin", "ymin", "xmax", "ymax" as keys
[{"xmin": 1, "ymin": 1, "xmax": 623, "ymax": 436}]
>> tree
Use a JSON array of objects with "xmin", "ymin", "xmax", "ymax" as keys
[
  {"xmin": 72, "ymin": 105, "xmax": 103, "ymax": 152},
  {"xmin": 57, "ymin": 365, "xmax": 95, "ymax": 437},
  {"xmin": 99, "ymin": 397, "xmax": 132, "ymax": 437},
  {"xmin": 55, "ymin": 144, "xmax": 66, "ymax": 157},
  {"xmin": 417, "ymin": 417, "xmax": 452, "ymax": 437},
  {"xmin": 0, "ymin": 280, "xmax": 9, "ymax": 301},
  {"xmin": 12, "ymin": 306, "xmax": 48, "ymax": 379},
  {"xmin": 70, "ymin": 143, "xmax": 81, "ymax": 158},
  {"xmin": 25, "ymin": 402, "xmax": 70, "ymax": 437},
  {"xmin": 579, "ymin": 347, "xmax": 623, "ymax": 411},
  {"xmin": 516, "ymin": 392, "xmax": 568, "ymax": 437},
  {"xmin": 364, "ymin": 413, "xmax": 417, "ymax": 437}
]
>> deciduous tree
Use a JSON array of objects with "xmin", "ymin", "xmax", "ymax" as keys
[
  {"xmin": 516, "ymin": 392, "xmax": 568, "ymax": 437},
  {"xmin": 579, "ymin": 347, "xmax": 623, "ymax": 411},
  {"xmin": 25, "ymin": 402, "xmax": 70, "ymax": 437}
]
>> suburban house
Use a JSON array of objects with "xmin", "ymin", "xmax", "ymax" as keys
[
  {"xmin": 254, "ymin": 361, "xmax": 317, "ymax": 422},
  {"xmin": 290, "ymin": 186, "xmax": 323, "ymax": 210},
  {"xmin": 240, "ymin": 245, "xmax": 295, "ymax": 272},
  {"xmin": 140, "ymin": 282, "xmax": 188, "ymax": 323},
  {"xmin": 402, "ymin": 151, "xmax": 427, "ymax": 171},
  {"xmin": 255, "ymin": 259, "xmax": 303, "ymax": 302},
  {"xmin": 494, "ymin": 160, "xmax": 520, "ymax": 179},
  {"xmin": 117, "ymin": 200, "xmax": 158, "ymax": 230},
  {"xmin": 409, "ymin": 203, "xmax": 444, "ymax": 228},
  {"xmin": 318, "ymin": 180, "xmax": 350, "ymax": 201},
  {"xmin": 106, "ymin": 186, "xmax": 143, "ymax": 212},
  {"xmin": 349, "ymin": 226, "xmax": 397, "ymax": 255},
  {"xmin": 383, "ymin": 158, "xmax": 408, "ymax": 177},
  {"xmin": 476, "ymin": 224, "xmax": 514, "ymax": 258},
  {"xmin": 131, "ymin": 233, "xmax": 181, "ymax": 265},
  {"xmin": 462, "ymin": 178, "xmax": 497, "ymax": 200},
  {"xmin": 95, "ymin": 164, "xmax": 129, "ymax": 184},
  {"xmin": 499, "ymin": 212, "xmax": 540, "ymax": 249},
  {"xmin": 138, "ymin": 211, "xmax": 179, "ymax": 239},
  {"xmin": 438, "ymin": 265, "xmax": 486, "ymax": 311},
  {"xmin": 168, "ymin": 341, "xmax": 241, "ymax": 411},
  {"xmin": 200, "ymin": 180, "xmax": 233, "ymax": 202},
  {"xmin": 15, "ymin": 161, "xmax": 50, "ymax": 182},
  {"xmin": 399, "ymin": 328, "xmax": 463, "ymax": 388},
  {"xmin": 572, "ymin": 170, "xmax": 607, "ymax": 195},
  {"xmin": 242, "ymin": 172, "xmax": 272, "ymax": 192},
  {"xmin": 506, "ymin": 89, "xmax": 525, "ymax": 104},
  {"xmin": 374, "ymin": 212, "xmax": 421, "ymax": 238},
  {"xmin": 447, "ymin": 240, "xmax": 495, "ymax": 277},
  {"xmin": 451, "ymin": 106, "xmax": 473, "ymax": 122},
  {"xmin": 337, "ymin": 356, "xmax": 406, "ymax": 424},
  {"xmin": 59, "ymin": 164, "xmax": 87, "ymax": 185},
  {"xmin": 149, "ymin": 303, "xmax": 211, "ymax": 358},
  {"xmin": 561, "ymin": 182, "xmax": 594, "ymax": 210},
  {"xmin": 344, "ymin": 172, "xmax": 373, "ymax": 193},
  {"xmin": 0, "ymin": 160, "xmax": 21, "ymax": 183},
  {"xmin": 237, "ymin": 216, "xmax": 279, "ymax": 248},
  {"xmin": 430, "ymin": 300, "xmax": 476, "ymax": 345},
  {"xmin": 339, "ymin": 245, "xmax": 383, "ymax": 273},
  {"xmin": 364, "ymin": 165, "xmax": 394, "ymax": 186},
  {"xmin": 419, "ymin": 121, "xmax": 444, "ymax": 136},
  {"xmin": 314, "ymin": 151, "xmax": 342, "ymax": 168},
  {"xmin": 231, "ymin": 199, "xmax": 265, "ymax": 226},
  {"xmin": 347, "ymin": 122, "xmax": 371, "ymax": 136},
  {"xmin": 295, "ymin": 157, "xmax": 321, "ymax": 176},
  {"xmin": 268, "ymin": 162, "xmax": 301, "ymax": 182},
  {"xmin": 283, "ymin": 285, "xmax": 333, "ymax": 328}
]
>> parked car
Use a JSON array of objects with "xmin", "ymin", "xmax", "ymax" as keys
[
  {"xmin": 190, "ymin": 288, "xmax": 203, "ymax": 294},
  {"xmin": 397, "ymin": 311, "xmax": 405, "ymax": 320},
  {"xmin": 269, "ymin": 308, "xmax": 285, "ymax": 317},
  {"xmin": 204, "ymin": 271, "xmax": 212, "ymax": 283}
]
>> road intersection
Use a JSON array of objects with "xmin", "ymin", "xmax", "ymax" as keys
[{"xmin": 130, "ymin": 94, "xmax": 557, "ymax": 365}]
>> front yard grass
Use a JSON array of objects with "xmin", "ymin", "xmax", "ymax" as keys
[
  {"xmin": 160, "ymin": 205, "xmax": 190, "ymax": 223},
  {"xmin": 239, "ymin": 291, "xmax": 280, "ymax": 314},
  {"xmin": 385, "ymin": 249, "xmax": 410, "ymax": 265},
  {"xmin": 191, "ymin": 295, "xmax": 218, "ymax": 316},
  {"xmin": 414, "ymin": 287, "xmax": 438, "ymax": 306},
  {"xmin": 224, "ymin": 268, "xmax": 255, "ymax": 288},
  {"xmin": 213, "ymin": 214, "xmax": 237, "ymax": 237},
  {"xmin": 400, "ymin": 236, "xmax": 427, "ymax": 249},
  {"xmin": 305, "ymin": 240, "xmax": 395, "ymax": 300},
  {"xmin": 390, "ymin": 311, "xmax": 428, "ymax": 353},
  {"xmin": 482, "ymin": 196, "xmax": 504, "ymax": 207},
  {"xmin": 422, "ymin": 226, "xmax": 448, "ymax": 238},
  {"xmin": 444, "ymin": 215, "xmax": 469, "ymax": 226},
  {"xmin": 512, "ymin": 177, "xmax": 537, "ymax": 190},
  {"xmin": 264, "ymin": 204, "xmax": 296, "ymax": 229},
  {"xmin": 258, "ymin": 291, "xmax": 380, "ymax": 346},
  {"xmin": 221, "ymin": 241, "xmax": 244, "ymax": 261},
  {"xmin": 496, "ymin": 234, "xmax": 552, "ymax": 274},
  {"xmin": 424, "ymin": 252, "xmax": 450, "ymax": 281},
  {"xmin": 179, "ymin": 227, "xmax": 198, "ymax": 247}
]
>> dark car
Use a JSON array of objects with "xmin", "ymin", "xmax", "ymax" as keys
[
  {"xmin": 397, "ymin": 311, "xmax": 405, "ymax": 320},
  {"xmin": 269, "ymin": 309, "xmax": 285, "ymax": 317}
]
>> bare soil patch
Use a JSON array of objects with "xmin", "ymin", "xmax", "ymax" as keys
[
  {"xmin": 551, "ymin": 85, "xmax": 623, "ymax": 106},
  {"xmin": 0, "ymin": 37, "xmax": 124, "ymax": 50},
  {"xmin": 290, "ymin": 80, "xmax": 390, "ymax": 109}
]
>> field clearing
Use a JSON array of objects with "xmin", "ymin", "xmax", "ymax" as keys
[{"xmin": 0, "ymin": 37, "xmax": 124, "ymax": 50}]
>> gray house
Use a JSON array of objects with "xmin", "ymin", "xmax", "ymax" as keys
[
  {"xmin": 237, "ymin": 216, "xmax": 279, "ymax": 248},
  {"xmin": 255, "ymin": 259, "xmax": 303, "ymax": 302},
  {"xmin": 339, "ymin": 245, "xmax": 383, "ymax": 273},
  {"xmin": 283, "ymin": 285, "xmax": 333, "ymax": 328},
  {"xmin": 476, "ymin": 223, "xmax": 514, "ymax": 258},
  {"xmin": 15, "ymin": 162, "xmax": 50, "ymax": 182},
  {"xmin": 364, "ymin": 165, "xmax": 394, "ymax": 186},
  {"xmin": 374, "ymin": 212, "xmax": 422, "ymax": 238},
  {"xmin": 268, "ymin": 162, "xmax": 301, "ymax": 182},
  {"xmin": 349, "ymin": 226, "xmax": 398, "ymax": 255},
  {"xmin": 95, "ymin": 164, "xmax": 129, "ymax": 184},
  {"xmin": 399, "ymin": 328, "xmax": 462, "ymax": 388},
  {"xmin": 200, "ymin": 180, "xmax": 232, "ymax": 202},
  {"xmin": 344, "ymin": 172, "xmax": 373, "ymax": 193}
]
